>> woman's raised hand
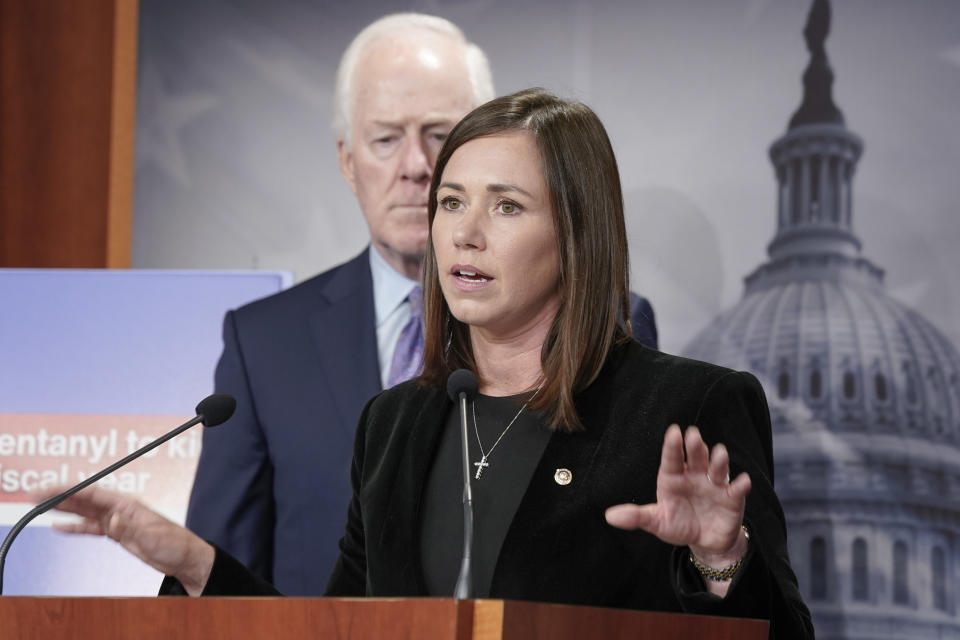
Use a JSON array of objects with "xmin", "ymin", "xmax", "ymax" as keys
[
  {"xmin": 33, "ymin": 485, "xmax": 214, "ymax": 596},
  {"xmin": 605, "ymin": 424, "xmax": 751, "ymax": 594}
]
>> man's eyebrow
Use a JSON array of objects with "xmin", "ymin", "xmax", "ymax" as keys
[{"xmin": 487, "ymin": 183, "xmax": 533, "ymax": 198}]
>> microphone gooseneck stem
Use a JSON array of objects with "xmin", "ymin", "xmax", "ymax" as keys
[
  {"xmin": 454, "ymin": 390, "xmax": 474, "ymax": 599},
  {"xmin": 0, "ymin": 413, "xmax": 204, "ymax": 595}
]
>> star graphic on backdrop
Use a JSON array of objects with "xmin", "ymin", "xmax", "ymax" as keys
[
  {"xmin": 135, "ymin": 62, "xmax": 219, "ymax": 188},
  {"xmin": 744, "ymin": 0, "xmax": 772, "ymax": 24},
  {"xmin": 941, "ymin": 44, "xmax": 960, "ymax": 68},
  {"xmin": 224, "ymin": 38, "xmax": 328, "ymax": 109}
]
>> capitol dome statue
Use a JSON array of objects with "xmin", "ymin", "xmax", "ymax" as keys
[{"xmin": 684, "ymin": 1, "xmax": 960, "ymax": 638}]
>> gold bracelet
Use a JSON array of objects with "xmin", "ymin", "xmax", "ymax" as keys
[{"xmin": 688, "ymin": 525, "xmax": 750, "ymax": 582}]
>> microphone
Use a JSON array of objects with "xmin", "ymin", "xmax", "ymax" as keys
[
  {"xmin": 446, "ymin": 369, "xmax": 478, "ymax": 599},
  {"xmin": 0, "ymin": 393, "xmax": 236, "ymax": 595}
]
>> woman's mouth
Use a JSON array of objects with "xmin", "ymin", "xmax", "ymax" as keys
[
  {"xmin": 456, "ymin": 269, "xmax": 491, "ymax": 283},
  {"xmin": 451, "ymin": 265, "xmax": 493, "ymax": 288}
]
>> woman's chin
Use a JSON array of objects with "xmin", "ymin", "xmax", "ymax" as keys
[{"xmin": 447, "ymin": 306, "xmax": 489, "ymax": 329}]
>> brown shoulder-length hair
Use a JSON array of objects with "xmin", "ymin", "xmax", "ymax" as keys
[{"xmin": 420, "ymin": 88, "xmax": 632, "ymax": 431}]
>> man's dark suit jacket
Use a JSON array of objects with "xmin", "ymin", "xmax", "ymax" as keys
[
  {"xmin": 185, "ymin": 341, "xmax": 811, "ymax": 639},
  {"xmin": 185, "ymin": 249, "xmax": 659, "ymax": 595}
]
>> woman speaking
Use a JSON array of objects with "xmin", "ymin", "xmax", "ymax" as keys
[{"xmin": 41, "ymin": 89, "xmax": 812, "ymax": 638}]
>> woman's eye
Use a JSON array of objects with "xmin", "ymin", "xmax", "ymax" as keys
[
  {"xmin": 441, "ymin": 197, "xmax": 462, "ymax": 211},
  {"xmin": 497, "ymin": 200, "xmax": 520, "ymax": 215}
]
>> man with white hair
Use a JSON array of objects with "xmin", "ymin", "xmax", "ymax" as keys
[{"xmin": 185, "ymin": 13, "xmax": 658, "ymax": 596}]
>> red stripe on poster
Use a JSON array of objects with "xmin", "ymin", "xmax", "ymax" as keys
[{"xmin": 0, "ymin": 414, "xmax": 199, "ymax": 511}]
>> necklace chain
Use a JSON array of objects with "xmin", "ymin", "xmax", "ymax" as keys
[{"xmin": 472, "ymin": 384, "xmax": 543, "ymax": 480}]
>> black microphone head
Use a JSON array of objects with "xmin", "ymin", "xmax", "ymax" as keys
[
  {"xmin": 446, "ymin": 369, "xmax": 478, "ymax": 402},
  {"xmin": 195, "ymin": 394, "xmax": 236, "ymax": 427}
]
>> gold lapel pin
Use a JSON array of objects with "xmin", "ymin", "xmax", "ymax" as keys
[{"xmin": 554, "ymin": 468, "xmax": 572, "ymax": 486}]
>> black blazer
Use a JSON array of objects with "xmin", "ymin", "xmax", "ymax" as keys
[{"xmin": 191, "ymin": 340, "xmax": 811, "ymax": 638}]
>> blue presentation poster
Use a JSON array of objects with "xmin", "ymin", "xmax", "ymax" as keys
[{"xmin": 0, "ymin": 269, "xmax": 290, "ymax": 595}]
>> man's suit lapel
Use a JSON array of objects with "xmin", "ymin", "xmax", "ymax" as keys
[{"xmin": 308, "ymin": 249, "xmax": 382, "ymax": 443}]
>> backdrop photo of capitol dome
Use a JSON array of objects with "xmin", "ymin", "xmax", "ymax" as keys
[{"xmin": 682, "ymin": 2, "xmax": 960, "ymax": 639}]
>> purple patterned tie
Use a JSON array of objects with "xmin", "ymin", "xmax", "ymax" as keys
[{"xmin": 386, "ymin": 285, "xmax": 424, "ymax": 387}]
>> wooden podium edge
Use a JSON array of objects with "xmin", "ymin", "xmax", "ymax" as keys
[
  {"xmin": 1, "ymin": 596, "xmax": 769, "ymax": 640},
  {"xmin": 476, "ymin": 598, "xmax": 769, "ymax": 640}
]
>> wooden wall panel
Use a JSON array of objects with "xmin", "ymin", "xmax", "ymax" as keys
[{"xmin": 0, "ymin": 0, "xmax": 137, "ymax": 268}]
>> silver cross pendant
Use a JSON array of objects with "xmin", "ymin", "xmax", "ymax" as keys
[{"xmin": 473, "ymin": 456, "xmax": 489, "ymax": 479}]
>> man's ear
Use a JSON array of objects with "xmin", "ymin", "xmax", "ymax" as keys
[{"xmin": 337, "ymin": 138, "xmax": 358, "ymax": 196}]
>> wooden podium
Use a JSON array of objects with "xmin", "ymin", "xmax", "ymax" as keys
[{"xmin": 1, "ymin": 597, "xmax": 768, "ymax": 639}]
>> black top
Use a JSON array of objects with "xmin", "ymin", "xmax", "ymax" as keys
[
  {"xmin": 171, "ymin": 341, "xmax": 813, "ymax": 640},
  {"xmin": 420, "ymin": 394, "xmax": 551, "ymax": 597}
]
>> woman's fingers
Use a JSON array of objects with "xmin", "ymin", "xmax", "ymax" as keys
[
  {"xmin": 51, "ymin": 520, "xmax": 106, "ymax": 536},
  {"xmin": 32, "ymin": 486, "xmax": 147, "ymax": 544},
  {"xmin": 659, "ymin": 424, "xmax": 685, "ymax": 474},
  {"xmin": 33, "ymin": 485, "xmax": 213, "ymax": 594},
  {"xmin": 607, "ymin": 424, "xmax": 753, "ymax": 554},
  {"xmin": 30, "ymin": 485, "xmax": 118, "ymax": 520},
  {"xmin": 683, "ymin": 426, "xmax": 710, "ymax": 474},
  {"xmin": 729, "ymin": 471, "xmax": 752, "ymax": 501},
  {"xmin": 684, "ymin": 428, "xmax": 737, "ymax": 494},
  {"xmin": 605, "ymin": 502, "xmax": 658, "ymax": 532},
  {"xmin": 106, "ymin": 510, "xmax": 129, "ymax": 542},
  {"xmin": 706, "ymin": 442, "xmax": 731, "ymax": 487}
]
